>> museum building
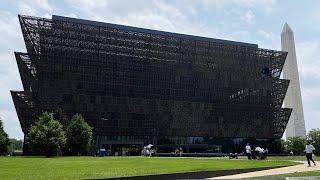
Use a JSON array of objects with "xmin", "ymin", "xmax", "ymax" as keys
[{"xmin": 11, "ymin": 15, "xmax": 291, "ymax": 154}]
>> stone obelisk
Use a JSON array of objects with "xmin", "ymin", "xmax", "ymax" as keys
[{"xmin": 281, "ymin": 23, "xmax": 306, "ymax": 138}]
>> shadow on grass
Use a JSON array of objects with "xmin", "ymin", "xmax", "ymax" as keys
[
  {"xmin": 94, "ymin": 166, "xmax": 288, "ymax": 180},
  {"xmin": 12, "ymin": 156, "xmax": 58, "ymax": 158}
]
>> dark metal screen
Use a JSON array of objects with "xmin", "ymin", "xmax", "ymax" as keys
[{"xmin": 12, "ymin": 15, "xmax": 291, "ymax": 146}]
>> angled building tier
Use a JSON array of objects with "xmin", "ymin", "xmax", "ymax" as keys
[{"xmin": 12, "ymin": 15, "xmax": 291, "ymax": 154}]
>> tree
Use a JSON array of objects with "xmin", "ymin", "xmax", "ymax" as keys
[
  {"xmin": 66, "ymin": 114, "xmax": 92, "ymax": 155},
  {"xmin": 26, "ymin": 112, "xmax": 66, "ymax": 157},
  {"xmin": 0, "ymin": 117, "xmax": 11, "ymax": 155},
  {"xmin": 308, "ymin": 128, "xmax": 320, "ymax": 156},
  {"xmin": 281, "ymin": 139, "xmax": 286, "ymax": 153},
  {"xmin": 9, "ymin": 138, "xmax": 23, "ymax": 152},
  {"xmin": 284, "ymin": 136, "xmax": 305, "ymax": 155}
]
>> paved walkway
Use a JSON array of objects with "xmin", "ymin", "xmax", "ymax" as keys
[{"xmin": 209, "ymin": 161, "xmax": 320, "ymax": 179}]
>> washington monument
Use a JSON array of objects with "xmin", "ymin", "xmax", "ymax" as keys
[{"xmin": 281, "ymin": 23, "xmax": 306, "ymax": 138}]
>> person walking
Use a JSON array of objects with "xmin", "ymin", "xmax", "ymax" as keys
[
  {"xmin": 245, "ymin": 143, "xmax": 252, "ymax": 160},
  {"xmin": 306, "ymin": 141, "xmax": 316, "ymax": 167}
]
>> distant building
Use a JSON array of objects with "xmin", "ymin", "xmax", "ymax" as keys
[
  {"xmin": 12, "ymin": 15, "xmax": 291, "ymax": 154},
  {"xmin": 281, "ymin": 23, "xmax": 306, "ymax": 138}
]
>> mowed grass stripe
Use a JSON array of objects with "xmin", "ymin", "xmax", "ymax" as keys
[{"xmin": 0, "ymin": 157, "xmax": 297, "ymax": 179}]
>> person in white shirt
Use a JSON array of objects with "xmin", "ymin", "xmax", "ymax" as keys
[
  {"xmin": 245, "ymin": 143, "xmax": 252, "ymax": 160},
  {"xmin": 255, "ymin": 147, "xmax": 264, "ymax": 160},
  {"xmin": 306, "ymin": 141, "xmax": 316, "ymax": 167}
]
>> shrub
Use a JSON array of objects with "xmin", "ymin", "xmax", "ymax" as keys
[
  {"xmin": 284, "ymin": 136, "xmax": 305, "ymax": 155},
  {"xmin": 308, "ymin": 128, "xmax": 320, "ymax": 156},
  {"xmin": 66, "ymin": 114, "xmax": 92, "ymax": 155},
  {"xmin": 26, "ymin": 112, "xmax": 66, "ymax": 157},
  {"xmin": 0, "ymin": 118, "xmax": 10, "ymax": 155}
]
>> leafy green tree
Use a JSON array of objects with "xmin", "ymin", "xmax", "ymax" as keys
[
  {"xmin": 0, "ymin": 118, "xmax": 11, "ymax": 155},
  {"xmin": 277, "ymin": 139, "xmax": 286, "ymax": 153},
  {"xmin": 284, "ymin": 136, "xmax": 305, "ymax": 155},
  {"xmin": 308, "ymin": 128, "xmax": 320, "ymax": 156},
  {"xmin": 66, "ymin": 114, "xmax": 92, "ymax": 155},
  {"xmin": 9, "ymin": 138, "xmax": 23, "ymax": 152},
  {"xmin": 26, "ymin": 112, "xmax": 66, "ymax": 157}
]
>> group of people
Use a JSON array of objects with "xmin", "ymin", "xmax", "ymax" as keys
[
  {"xmin": 245, "ymin": 143, "xmax": 268, "ymax": 160},
  {"xmin": 141, "ymin": 146, "xmax": 156, "ymax": 157},
  {"xmin": 174, "ymin": 147, "xmax": 184, "ymax": 157},
  {"xmin": 96, "ymin": 148, "xmax": 132, "ymax": 156},
  {"xmin": 245, "ymin": 141, "xmax": 317, "ymax": 167}
]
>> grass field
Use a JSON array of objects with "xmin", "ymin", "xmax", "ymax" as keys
[
  {"xmin": 267, "ymin": 155, "xmax": 320, "ymax": 161},
  {"xmin": 251, "ymin": 155, "xmax": 320, "ymax": 178},
  {"xmin": 226, "ymin": 155, "xmax": 319, "ymax": 161},
  {"xmin": 275, "ymin": 170, "xmax": 320, "ymax": 177},
  {"xmin": 266, "ymin": 156, "xmax": 320, "ymax": 178},
  {"xmin": 0, "ymin": 156, "xmax": 297, "ymax": 179}
]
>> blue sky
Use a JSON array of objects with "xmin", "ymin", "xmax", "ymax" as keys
[{"xmin": 0, "ymin": 0, "xmax": 319, "ymax": 139}]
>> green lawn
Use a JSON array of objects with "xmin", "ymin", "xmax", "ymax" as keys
[
  {"xmin": 0, "ymin": 156, "xmax": 297, "ymax": 179},
  {"xmin": 275, "ymin": 171, "xmax": 320, "ymax": 177},
  {"xmin": 264, "ymin": 156, "xmax": 320, "ymax": 178},
  {"xmin": 252, "ymin": 156, "xmax": 320, "ymax": 178},
  {"xmin": 229, "ymin": 155, "xmax": 319, "ymax": 161},
  {"xmin": 267, "ymin": 155, "xmax": 320, "ymax": 161}
]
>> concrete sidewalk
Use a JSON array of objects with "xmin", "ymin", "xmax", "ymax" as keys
[{"xmin": 208, "ymin": 161, "xmax": 319, "ymax": 179}]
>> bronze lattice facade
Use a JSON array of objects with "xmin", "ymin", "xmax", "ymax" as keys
[{"xmin": 12, "ymin": 15, "xmax": 291, "ymax": 154}]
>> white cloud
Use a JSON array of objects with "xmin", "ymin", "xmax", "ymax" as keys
[
  {"xmin": 42, "ymin": 13, "xmax": 51, "ymax": 19},
  {"xmin": 296, "ymin": 41, "xmax": 320, "ymax": 79},
  {"xmin": 38, "ymin": 0, "xmax": 55, "ymax": 12},
  {"xmin": 66, "ymin": 13, "xmax": 78, "ymax": 18},
  {"xmin": 197, "ymin": 0, "xmax": 276, "ymax": 11},
  {"xmin": 65, "ymin": 0, "xmax": 231, "ymax": 40},
  {"xmin": 235, "ymin": 0, "xmax": 276, "ymax": 9},
  {"xmin": 18, "ymin": 1, "xmax": 36, "ymax": 15},
  {"xmin": 295, "ymin": 41, "xmax": 320, "ymax": 131},
  {"xmin": 241, "ymin": 10, "xmax": 255, "ymax": 24},
  {"xmin": 0, "ymin": 110, "xmax": 24, "ymax": 139},
  {"xmin": 0, "ymin": 11, "xmax": 24, "ymax": 139},
  {"xmin": 0, "ymin": 12, "xmax": 24, "ymax": 51},
  {"xmin": 66, "ymin": 0, "xmax": 108, "ymax": 21},
  {"xmin": 258, "ymin": 29, "xmax": 275, "ymax": 40},
  {"xmin": 153, "ymin": 0, "xmax": 186, "ymax": 20},
  {"xmin": 256, "ymin": 29, "xmax": 278, "ymax": 49},
  {"xmin": 15, "ymin": 0, "xmax": 55, "ymax": 16},
  {"xmin": 188, "ymin": 6, "xmax": 197, "ymax": 15}
]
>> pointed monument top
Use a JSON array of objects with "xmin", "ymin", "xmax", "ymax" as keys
[{"xmin": 282, "ymin": 22, "xmax": 293, "ymax": 34}]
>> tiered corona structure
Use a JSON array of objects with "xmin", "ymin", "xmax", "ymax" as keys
[{"xmin": 12, "ymin": 15, "xmax": 291, "ymax": 154}]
